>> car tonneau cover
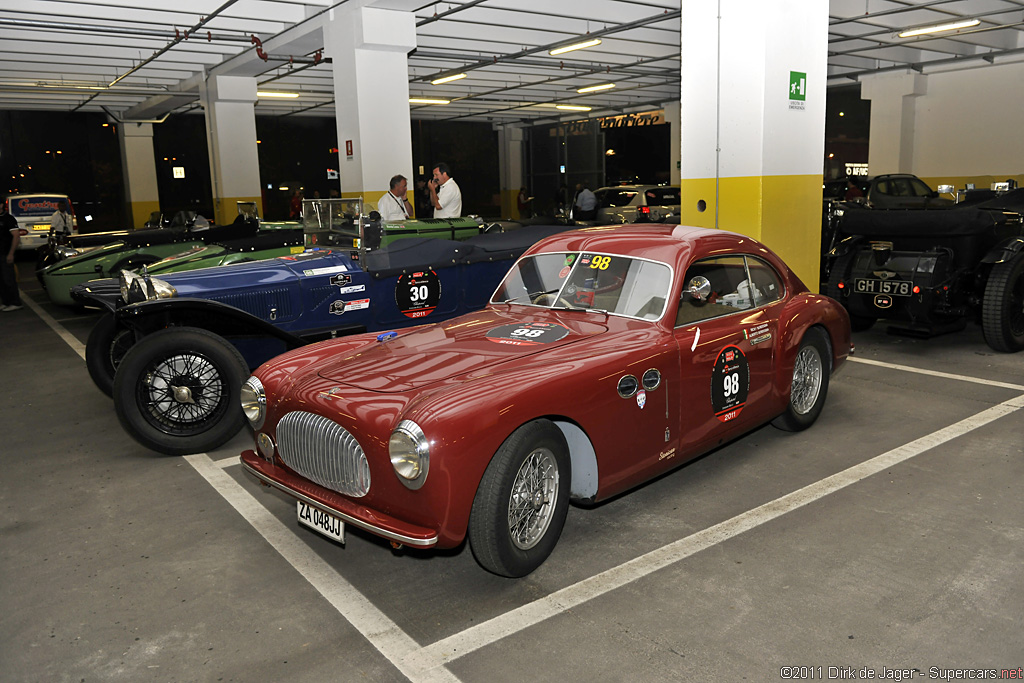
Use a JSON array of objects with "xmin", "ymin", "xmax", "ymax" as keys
[
  {"xmin": 839, "ymin": 206, "xmax": 998, "ymax": 237},
  {"xmin": 974, "ymin": 188, "xmax": 1024, "ymax": 213},
  {"xmin": 216, "ymin": 229, "xmax": 305, "ymax": 252},
  {"xmin": 365, "ymin": 237, "xmax": 470, "ymax": 277},
  {"xmin": 460, "ymin": 224, "xmax": 577, "ymax": 263}
]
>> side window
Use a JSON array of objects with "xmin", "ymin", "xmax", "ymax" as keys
[
  {"xmin": 909, "ymin": 178, "xmax": 933, "ymax": 197},
  {"xmin": 874, "ymin": 180, "xmax": 891, "ymax": 196},
  {"xmin": 675, "ymin": 256, "xmax": 751, "ymax": 326},
  {"xmin": 745, "ymin": 256, "xmax": 784, "ymax": 306}
]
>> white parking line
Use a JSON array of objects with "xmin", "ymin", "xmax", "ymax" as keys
[
  {"xmin": 21, "ymin": 292, "xmax": 86, "ymax": 360},
  {"xmin": 849, "ymin": 356, "xmax": 1024, "ymax": 391},
  {"xmin": 185, "ymin": 453, "xmax": 462, "ymax": 683}
]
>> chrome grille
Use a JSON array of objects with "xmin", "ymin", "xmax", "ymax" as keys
[{"xmin": 276, "ymin": 411, "xmax": 370, "ymax": 498}]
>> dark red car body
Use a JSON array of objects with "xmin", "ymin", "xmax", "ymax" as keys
[{"xmin": 241, "ymin": 225, "xmax": 852, "ymax": 572}]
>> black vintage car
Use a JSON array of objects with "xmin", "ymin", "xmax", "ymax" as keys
[{"xmin": 827, "ymin": 188, "xmax": 1024, "ymax": 352}]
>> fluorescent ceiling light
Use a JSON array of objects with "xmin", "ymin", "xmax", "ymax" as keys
[
  {"xmin": 410, "ymin": 98, "xmax": 450, "ymax": 105},
  {"xmin": 556, "ymin": 104, "xmax": 592, "ymax": 111},
  {"xmin": 431, "ymin": 73, "xmax": 467, "ymax": 85},
  {"xmin": 898, "ymin": 19, "xmax": 980, "ymax": 38},
  {"xmin": 549, "ymin": 38, "xmax": 602, "ymax": 56},
  {"xmin": 577, "ymin": 83, "xmax": 615, "ymax": 94},
  {"xmin": 257, "ymin": 91, "xmax": 299, "ymax": 98}
]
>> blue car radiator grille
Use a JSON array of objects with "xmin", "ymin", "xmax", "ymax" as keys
[{"xmin": 276, "ymin": 411, "xmax": 371, "ymax": 498}]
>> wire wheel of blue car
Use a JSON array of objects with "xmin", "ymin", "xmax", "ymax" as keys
[
  {"xmin": 772, "ymin": 328, "xmax": 831, "ymax": 432},
  {"xmin": 469, "ymin": 420, "xmax": 571, "ymax": 577},
  {"xmin": 112, "ymin": 327, "xmax": 249, "ymax": 456},
  {"xmin": 85, "ymin": 313, "xmax": 135, "ymax": 397},
  {"xmin": 982, "ymin": 251, "xmax": 1024, "ymax": 353}
]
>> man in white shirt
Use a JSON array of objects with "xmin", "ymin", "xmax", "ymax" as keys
[
  {"xmin": 429, "ymin": 162, "xmax": 462, "ymax": 218},
  {"xmin": 573, "ymin": 183, "xmax": 597, "ymax": 220},
  {"xmin": 377, "ymin": 174, "xmax": 413, "ymax": 222},
  {"xmin": 50, "ymin": 200, "xmax": 73, "ymax": 236}
]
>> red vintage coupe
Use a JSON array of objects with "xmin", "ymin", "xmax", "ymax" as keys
[{"xmin": 240, "ymin": 224, "xmax": 853, "ymax": 577}]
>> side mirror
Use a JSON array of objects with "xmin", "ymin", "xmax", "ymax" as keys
[
  {"xmin": 936, "ymin": 184, "xmax": 954, "ymax": 195},
  {"xmin": 686, "ymin": 275, "xmax": 712, "ymax": 302}
]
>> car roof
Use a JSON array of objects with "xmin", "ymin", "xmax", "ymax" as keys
[
  {"xmin": 595, "ymin": 184, "xmax": 678, "ymax": 191},
  {"xmin": 526, "ymin": 224, "xmax": 774, "ymax": 267}
]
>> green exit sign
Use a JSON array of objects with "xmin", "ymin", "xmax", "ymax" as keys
[{"xmin": 789, "ymin": 71, "xmax": 806, "ymax": 101}]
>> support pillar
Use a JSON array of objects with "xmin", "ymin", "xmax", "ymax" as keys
[
  {"xmin": 323, "ymin": 2, "xmax": 416, "ymax": 213},
  {"xmin": 201, "ymin": 75, "xmax": 262, "ymax": 226},
  {"xmin": 860, "ymin": 70, "xmax": 927, "ymax": 175},
  {"xmin": 680, "ymin": 1, "xmax": 828, "ymax": 288},
  {"xmin": 117, "ymin": 123, "xmax": 160, "ymax": 229},
  {"xmin": 498, "ymin": 125, "xmax": 526, "ymax": 218},
  {"xmin": 663, "ymin": 101, "xmax": 680, "ymax": 185}
]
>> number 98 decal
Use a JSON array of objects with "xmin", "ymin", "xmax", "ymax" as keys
[
  {"xmin": 485, "ymin": 322, "xmax": 570, "ymax": 346},
  {"xmin": 396, "ymin": 270, "xmax": 441, "ymax": 319},
  {"xmin": 711, "ymin": 345, "xmax": 749, "ymax": 422}
]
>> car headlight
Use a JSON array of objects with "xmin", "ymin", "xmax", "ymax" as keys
[
  {"xmin": 119, "ymin": 269, "xmax": 177, "ymax": 303},
  {"xmin": 389, "ymin": 420, "xmax": 429, "ymax": 489},
  {"xmin": 56, "ymin": 246, "xmax": 80, "ymax": 259},
  {"xmin": 240, "ymin": 376, "xmax": 266, "ymax": 430}
]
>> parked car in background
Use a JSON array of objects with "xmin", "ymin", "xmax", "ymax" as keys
[
  {"xmin": 592, "ymin": 185, "xmax": 680, "ymax": 223},
  {"xmin": 827, "ymin": 187, "xmax": 1024, "ymax": 351},
  {"xmin": 5, "ymin": 193, "xmax": 76, "ymax": 250},
  {"xmin": 854, "ymin": 174, "xmax": 953, "ymax": 210},
  {"xmin": 240, "ymin": 223, "xmax": 853, "ymax": 577}
]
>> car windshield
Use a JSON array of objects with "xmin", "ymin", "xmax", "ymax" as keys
[
  {"xmin": 492, "ymin": 251, "xmax": 672, "ymax": 321},
  {"xmin": 645, "ymin": 187, "xmax": 679, "ymax": 204}
]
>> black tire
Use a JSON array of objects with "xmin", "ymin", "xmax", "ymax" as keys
[
  {"xmin": 826, "ymin": 249, "xmax": 876, "ymax": 331},
  {"xmin": 112, "ymin": 327, "xmax": 249, "ymax": 456},
  {"xmin": 982, "ymin": 252, "xmax": 1024, "ymax": 353},
  {"xmin": 772, "ymin": 327, "xmax": 831, "ymax": 432},
  {"xmin": 85, "ymin": 313, "xmax": 136, "ymax": 397},
  {"xmin": 469, "ymin": 420, "xmax": 571, "ymax": 578}
]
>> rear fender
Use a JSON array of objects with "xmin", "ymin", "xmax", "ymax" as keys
[{"xmin": 980, "ymin": 237, "xmax": 1024, "ymax": 265}]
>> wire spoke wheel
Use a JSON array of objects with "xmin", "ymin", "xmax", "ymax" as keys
[
  {"xmin": 790, "ymin": 345, "xmax": 823, "ymax": 415},
  {"xmin": 138, "ymin": 352, "xmax": 227, "ymax": 435},
  {"xmin": 507, "ymin": 447, "xmax": 559, "ymax": 551}
]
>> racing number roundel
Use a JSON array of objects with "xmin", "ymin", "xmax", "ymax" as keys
[
  {"xmin": 711, "ymin": 345, "xmax": 749, "ymax": 422},
  {"xmin": 396, "ymin": 270, "xmax": 441, "ymax": 319},
  {"xmin": 485, "ymin": 322, "xmax": 570, "ymax": 346}
]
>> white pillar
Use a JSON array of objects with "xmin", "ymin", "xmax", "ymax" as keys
[
  {"xmin": 323, "ymin": 2, "xmax": 416, "ymax": 214},
  {"xmin": 498, "ymin": 125, "xmax": 525, "ymax": 218},
  {"xmin": 663, "ymin": 101, "xmax": 680, "ymax": 185},
  {"xmin": 117, "ymin": 122, "xmax": 160, "ymax": 228},
  {"xmin": 201, "ymin": 75, "xmax": 262, "ymax": 225},
  {"xmin": 860, "ymin": 70, "xmax": 927, "ymax": 175},
  {"xmin": 680, "ymin": 0, "xmax": 827, "ymax": 287}
]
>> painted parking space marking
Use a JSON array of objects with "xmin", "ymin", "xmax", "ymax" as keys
[
  {"xmin": 185, "ymin": 453, "xmax": 462, "ymax": 683},
  {"xmin": 21, "ymin": 292, "xmax": 86, "ymax": 360},
  {"xmin": 28, "ymin": 297, "xmax": 1024, "ymax": 680},
  {"xmin": 849, "ymin": 356, "xmax": 1024, "ymax": 391}
]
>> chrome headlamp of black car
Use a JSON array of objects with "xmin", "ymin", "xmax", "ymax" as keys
[
  {"xmin": 389, "ymin": 420, "xmax": 429, "ymax": 489},
  {"xmin": 240, "ymin": 376, "xmax": 267, "ymax": 430},
  {"xmin": 119, "ymin": 269, "xmax": 177, "ymax": 304}
]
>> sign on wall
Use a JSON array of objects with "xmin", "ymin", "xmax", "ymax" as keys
[{"xmin": 788, "ymin": 71, "xmax": 806, "ymax": 111}]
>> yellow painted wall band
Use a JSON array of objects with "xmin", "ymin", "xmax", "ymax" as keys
[{"xmin": 129, "ymin": 200, "xmax": 161, "ymax": 230}]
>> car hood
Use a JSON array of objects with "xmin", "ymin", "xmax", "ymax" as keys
[{"xmin": 316, "ymin": 307, "xmax": 608, "ymax": 392}]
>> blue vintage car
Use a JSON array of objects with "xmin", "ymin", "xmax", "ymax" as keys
[{"xmin": 74, "ymin": 200, "xmax": 574, "ymax": 456}]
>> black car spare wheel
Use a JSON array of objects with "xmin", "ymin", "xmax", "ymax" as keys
[
  {"xmin": 982, "ymin": 251, "xmax": 1024, "ymax": 353},
  {"xmin": 112, "ymin": 327, "xmax": 249, "ymax": 455},
  {"xmin": 85, "ymin": 313, "xmax": 135, "ymax": 397},
  {"xmin": 827, "ymin": 250, "xmax": 876, "ymax": 332},
  {"xmin": 772, "ymin": 327, "xmax": 831, "ymax": 432},
  {"xmin": 469, "ymin": 420, "xmax": 571, "ymax": 578}
]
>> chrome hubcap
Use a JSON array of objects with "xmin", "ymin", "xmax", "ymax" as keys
[
  {"xmin": 171, "ymin": 385, "xmax": 195, "ymax": 404},
  {"xmin": 508, "ymin": 448, "xmax": 559, "ymax": 550}
]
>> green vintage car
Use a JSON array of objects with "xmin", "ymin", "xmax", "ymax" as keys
[
  {"xmin": 143, "ymin": 230, "xmax": 307, "ymax": 276},
  {"xmin": 39, "ymin": 218, "xmax": 299, "ymax": 306}
]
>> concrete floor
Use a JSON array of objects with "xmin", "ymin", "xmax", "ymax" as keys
[{"xmin": 2, "ymin": 254, "xmax": 1022, "ymax": 682}]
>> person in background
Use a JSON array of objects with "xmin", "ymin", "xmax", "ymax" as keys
[
  {"xmin": 517, "ymin": 186, "xmax": 533, "ymax": 218},
  {"xmin": 1, "ymin": 201, "xmax": 23, "ymax": 311},
  {"xmin": 49, "ymin": 200, "xmax": 73, "ymax": 236},
  {"xmin": 378, "ymin": 174, "xmax": 413, "ymax": 222},
  {"xmin": 414, "ymin": 177, "xmax": 432, "ymax": 218},
  {"xmin": 429, "ymin": 162, "xmax": 462, "ymax": 218},
  {"xmin": 289, "ymin": 190, "xmax": 303, "ymax": 219},
  {"xmin": 574, "ymin": 182, "xmax": 597, "ymax": 220},
  {"xmin": 844, "ymin": 177, "xmax": 864, "ymax": 201}
]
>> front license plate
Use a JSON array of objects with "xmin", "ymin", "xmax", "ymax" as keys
[
  {"xmin": 854, "ymin": 278, "xmax": 911, "ymax": 296},
  {"xmin": 32, "ymin": 224, "xmax": 50, "ymax": 231},
  {"xmin": 297, "ymin": 501, "xmax": 345, "ymax": 543}
]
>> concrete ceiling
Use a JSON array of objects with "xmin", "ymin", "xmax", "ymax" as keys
[{"xmin": 0, "ymin": 0, "xmax": 1022, "ymax": 124}]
